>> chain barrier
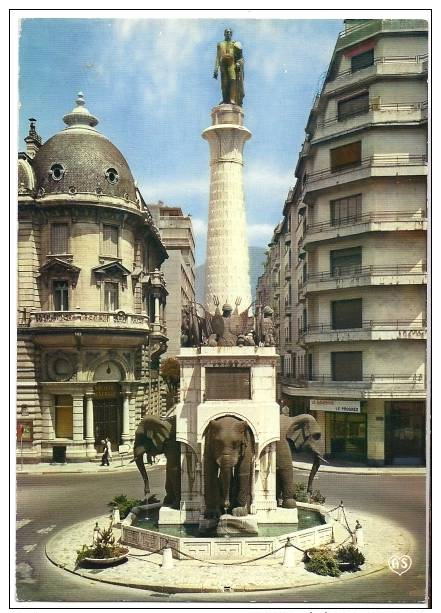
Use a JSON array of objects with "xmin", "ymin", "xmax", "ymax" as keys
[{"xmin": 124, "ymin": 501, "xmax": 357, "ymax": 566}]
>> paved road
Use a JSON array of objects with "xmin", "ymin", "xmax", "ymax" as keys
[{"xmin": 15, "ymin": 466, "xmax": 428, "ymax": 605}]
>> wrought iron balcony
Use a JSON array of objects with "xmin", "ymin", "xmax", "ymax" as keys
[
  {"xmin": 335, "ymin": 20, "xmax": 428, "ymax": 52},
  {"xmin": 281, "ymin": 372, "xmax": 425, "ymax": 389},
  {"xmin": 302, "ymin": 211, "xmax": 427, "ymax": 246},
  {"xmin": 299, "ymin": 320, "xmax": 427, "ymax": 343},
  {"xmin": 305, "ymin": 154, "xmax": 427, "ymax": 186},
  {"xmin": 316, "ymin": 101, "xmax": 427, "ymax": 129}
]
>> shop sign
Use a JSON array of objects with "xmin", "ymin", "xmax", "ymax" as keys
[
  {"xmin": 310, "ymin": 399, "xmax": 361, "ymax": 413},
  {"xmin": 94, "ymin": 383, "xmax": 120, "ymax": 400}
]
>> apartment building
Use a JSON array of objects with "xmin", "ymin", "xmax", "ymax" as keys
[
  {"xmin": 149, "ymin": 204, "xmax": 196, "ymax": 358},
  {"xmin": 17, "ymin": 95, "xmax": 169, "ymax": 463},
  {"xmin": 261, "ymin": 19, "xmax": 428, "ymax": 466}
]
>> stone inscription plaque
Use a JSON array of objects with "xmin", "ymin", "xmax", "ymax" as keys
[{"xmin": 205, "ymin": 367, "xmax": 251, "ymax": 400}]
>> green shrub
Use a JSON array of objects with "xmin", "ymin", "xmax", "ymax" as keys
[
  {"xmin": 293, "ymin": 482, "xmax": 309, "ymax": 502},
  {"xmin": 293, "ymin": 482, "xmax": 326, "ymax": 504},
  {"xmin": 336, "ymin": 544, "xmax": 365, "ymax": 569},
  {"xmin": 75, "ymin": 523, "xmax": 127, "ymax": 567},
  {"xmin": 304, "ymin": 548, "xmax": 341, "ymax": 577},
  {"xmin": 108, "ymin": 494, "xmax": 143, "ymax": 520},
  {"xmin": 310, "ymin": 489, "xmax": 326, "ymax": 504}
]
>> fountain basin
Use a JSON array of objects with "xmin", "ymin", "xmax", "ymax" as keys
[{"xmin": 121, "ymin": 503, "xmax": 334, "ymax": 560}]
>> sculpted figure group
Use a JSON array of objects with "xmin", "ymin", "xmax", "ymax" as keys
[
  {"xmin": 181, "ymin": 298, "xmax": 276, "ymax": 348},
  {"xmin": 133, "ymin": 410, "xmax": 326, "ymax": 521}
]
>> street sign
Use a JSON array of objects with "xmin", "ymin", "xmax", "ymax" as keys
[{"xmin": 310, "ymin": 399, "xmax": 361, "ymax": 413}]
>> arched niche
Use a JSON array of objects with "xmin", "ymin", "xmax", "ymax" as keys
[{"xmin": 93, "ymin": 360, "xmax": 124, "ymax": 382}]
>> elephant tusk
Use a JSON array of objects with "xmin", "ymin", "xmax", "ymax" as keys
[
  {"xmin": 217, "ymin": 467, "xmax": 220, "ymax": 479},
  {"xmin": 232, "ymin": 466, "xmax": 235, "ymax": 478}
]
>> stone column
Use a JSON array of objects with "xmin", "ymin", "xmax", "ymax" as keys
[
  {"xmin": 85, "ymin": 392, "xmax": 95, "ymax": 454},
  {"xmin": 202, "ymin": 104, "xmax": 252, "ymax": 312},
  {"xmin": 72, "ymin": 393, "xmax": 85, "ymax": 443},
  {"xmin": 122, "ymin": 391, "xmax": 131, "ymax": 444}
]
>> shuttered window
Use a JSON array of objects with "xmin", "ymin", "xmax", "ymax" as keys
[
  {"xmin": 55, "ymin": 395, "xmax": 73, "ymax": 438},
  {"xmin": 51, "ymin": 223, "xmax": 69, "ymax": 254},
  {"xmin": 332, "ymin": 299, "xmax": 362, "ymax": 329},
  {"xmin": 330, "ymin": 141, "xmax": 362, "ymax": 172},
  {"xmin": 330, "ymin": 194, "xmax": 362, "ymax": 226},
  {"xmin": 351, "ymin": 49, "xmax": 374, "ymax": 72},
  {"xmin": 338, "ymin": 93, "xmax": 369, "ymax": 121},
  {"xmin": 103, "ymin": 225, "xmax": 119, "ymax": 257},
  {"xmin": 330, "ymin": 247, "xmax": 362, "ymax": 277},
  {"xmin": 331, "ymin": 352, "xmax": 362, "ymax": 381}
]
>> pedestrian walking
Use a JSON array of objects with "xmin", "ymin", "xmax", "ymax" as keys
[
  {"xmin": 106, "ymin": 437, "xmax": 112, "ymax": 465},
  {"xmin": 100, "ymin": 438, "xmax": 109, "ymax": 466}
]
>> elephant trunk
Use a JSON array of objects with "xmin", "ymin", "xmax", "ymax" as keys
[
  {"xmin": 218, "ymin": 458, "xmax": 235, "ymax": 511},
  {"xmin": 134, "ymin": 446, "xmax": 150, "ymax": 495}
]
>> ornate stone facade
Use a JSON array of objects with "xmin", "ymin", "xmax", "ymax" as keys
[{"xmin": 17, "ymin": 94, "xmax": 169, "ymax": 463}]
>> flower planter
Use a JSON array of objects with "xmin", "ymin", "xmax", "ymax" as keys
[{"xmin": 80, "ymin": 547, "xmax": 129, "ymax": 567}]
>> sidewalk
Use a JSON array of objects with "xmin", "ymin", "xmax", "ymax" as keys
[
  {"xmin": 16, "ymin": 456, "xmax": 425, "ymax": 476},
  {"xmin": 15, "ymin": 456, "xmax": 167, "ymax": 476},
  {"xmin": 293, "ymin": 459, "xmax": 426, "ymax": 476}
]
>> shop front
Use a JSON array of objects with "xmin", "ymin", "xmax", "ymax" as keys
[
  {"xmin": 310, "ymin": 398, "xmax": 367, "ymax": 463},
  {"xmin": 385, "ymin": 401, "xmax": 426, "ymax": 466}
]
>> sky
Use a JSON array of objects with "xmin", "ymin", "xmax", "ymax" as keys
[{"xmin": 18, "ymin": 17, "xmax": 343, "ymax": 265}]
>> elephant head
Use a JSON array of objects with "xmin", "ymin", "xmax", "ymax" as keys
[
  {"xmin": 204, "ymin": 416, "xmax": 254, "ymax": 518},
  {"xmin": 284, "ymin": 413, "xmax": 328, "ymax": 493},
  {"xmin": 133, "ymin": 416, "xmax": 180, "ymax": 507}
]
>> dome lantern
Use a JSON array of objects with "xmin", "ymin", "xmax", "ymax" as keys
[{"xmin": 63, "ymin": 92, "xmax": 99, "ymax": 129}]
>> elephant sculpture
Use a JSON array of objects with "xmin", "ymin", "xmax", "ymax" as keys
[
  {"xmin": 276, "ymin": 413, "xmax": 327, "ymax": 508},
  {"xmin": 133, "ymin": 415, "xmax": 181, "ymax": 509},
  {"xmin": 203, "ymin": 416, "xmax": 254, "ymax": 519}
]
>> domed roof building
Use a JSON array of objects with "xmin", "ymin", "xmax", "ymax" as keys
[{"xmin": 17, "ymin": 94, "xmax": 169, "ymax": 464}]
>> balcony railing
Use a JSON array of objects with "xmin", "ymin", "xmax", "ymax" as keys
[
  {"xmin": 335, "ymin": 19, "xmax": 428, "ymax": 51},
  {"xmin": 307, "ymin": 264, "xmax": 426, "ymax": 283},
  {"xmin": 316, "ymin": 101, "xmax": 427, "ymax": 128},
  {"xmin": 305, "ymin": 210, "xmax": 426, "ymax": 235},
  {"xmin": 305, "ymin": 155, "xmax": 427, "ymax": 185},
  {"xmin": 282, "ymin": 373, "xmax": 425, "ymax": 388},
  {"xmin": 300, "ymin": 319, "xmax": 426, "ymax": 336},
  {"xmin": 21, "ymin": 310, "xmax": 151, "ymax": 330}
]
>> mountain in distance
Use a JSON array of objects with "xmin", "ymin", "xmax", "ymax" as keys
[{"xmin": 195, "ymin": 245, "xmax": 267, "ymax": 306}]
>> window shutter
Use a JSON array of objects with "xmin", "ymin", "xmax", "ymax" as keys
[
  {"xmin": 338, "ymin": 93, "xmax": 369, "ymax": 121},
  {"xmin": 330, "ymin": 141, "xmax": 362, "ymax": 172},
  {"xmin": 103, "ymin": 225, "xmax": 118, "ymax": 256},
  {"xmin": 51, "ymin": 224, "xmax": 69, "ymax": 253},
  {"xmin": 332, "ymin": 299, "xmax": 362, "ymax": 329},
  {"xmin": 332, "ymin": 352, "xmax": 362, "ymax": 381}
]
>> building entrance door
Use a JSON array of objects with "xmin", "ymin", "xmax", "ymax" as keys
[
  {"xmin": 385, "ymin": 402, "xmax": 425, "ymax": 466},
  {"xmin": 93, "ymin": 383, "xmax": 122, "ymax": 452},
  {"xmin": 327, "ymin": 412, "xmax": 367, "ymax": 462}
]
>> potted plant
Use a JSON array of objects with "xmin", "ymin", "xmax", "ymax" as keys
[
  {"xmin": 76, "ymin": 521, "xmax": 129, "ymax": 568},
  {"xmin": 303, "ymin": 547, "xmax": 341, "ymax": 577}
]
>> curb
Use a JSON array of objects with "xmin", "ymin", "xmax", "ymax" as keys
[
  {"xmin": 293, "ymin": 463, "xmax": 426, "ymax": 476},
  {"xmin": 45, "ymin": 509, "xmax": 415, "ymax": 594}
]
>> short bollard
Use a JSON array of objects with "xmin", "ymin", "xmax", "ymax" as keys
[
  {"xmin": 111, "ymin": 507, "xmax": 120, "ymax": 525},
  {"xmin": 283, "ymin": 538, "xmax": 296, "ymax": 568},
  {"xmin": 161, "ymin": 547, "xmax": 174, "ymax": 569},
  {"xmin": 354, "ymin": 520, "xmax": 364, "ymax": 547}
]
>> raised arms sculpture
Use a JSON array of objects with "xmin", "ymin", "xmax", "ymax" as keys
[{"xmin": 213, "ymin": 28, "xmax": 244, "ymax": 106}]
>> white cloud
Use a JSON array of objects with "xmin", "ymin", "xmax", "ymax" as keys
[
  {"xmin": 247, "ymin": 223, "xmax": 274, "ymax": 244},
  {"xmin": 190, "ymin": 217, "xmax": 207, "ymax": 237},
  {"xmin": 138, "ymin": 176, "xmax": 208, "ymax": 203},
  {"xmin": 108, "ymin": 20, "xmax": 207, "ymax": 105}
]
